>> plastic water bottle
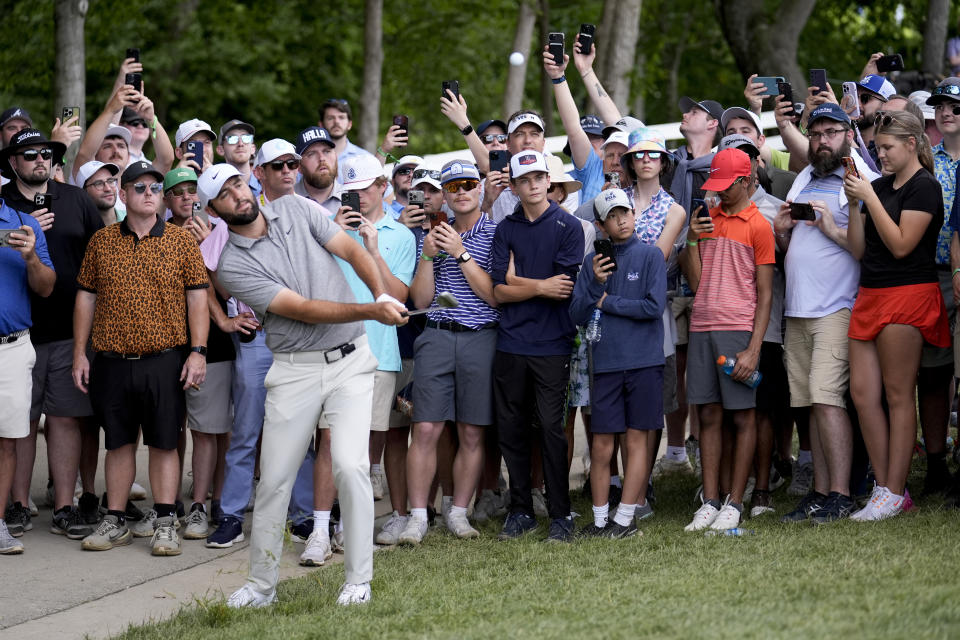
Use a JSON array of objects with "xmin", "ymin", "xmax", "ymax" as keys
[
  {"xmin": 717, "ymin": 355, "xmax": 762, "ymax": 389},
  {"xmin": 585, "ymin": 309, "xmax": 602, "ymax": 343},
  {"xmin": 704, "ymin": 528, "xmax": 756, "ymax": 537}
]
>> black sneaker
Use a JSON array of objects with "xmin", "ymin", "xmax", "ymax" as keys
[
  {"xmin": 289, "ymin": 518, "xmax": 314, "ymax": 543},
  {"xmin": 497, "ymin": 511, "xmax": 538, "ymax": 541},
  {"xmin": 206, "ymin": 515, "xmax": 244, "ymax": 548},
  {"xmin": 604, "ymin": 519, "xmax": 639, "ymax": 539},
  {"xmin": 4, "ymin": 501, "xmax": 32, "ymax": 536},
  {"xmin": 99, "ymin": 493, "xmax": 145, "ymax": 522},
  {"xmin": 922, "ymin": 458, "xmax": 953, "ymax": 496},
  {"xmin": 51, "ymin": 507, "xmax": 94, "ymax": 539},
  {"xmin": 810, "ymin": 492, "xmax": 855, "ymax": 524},
  {"xmin": 546, "ymin": 516, "xmax": 575, "ymax": 543},
  {"xmin": 77, "ymin": 492, "xmax": 100, "ymax": 526},
  {"xmin": 576, "ymin": 522, "xmax": 609, "ymax": 538},
  {"xmin": 779, "ymin": 491, "xmax": 827, "ymax": 523}
]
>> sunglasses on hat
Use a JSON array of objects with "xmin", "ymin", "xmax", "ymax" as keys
[
  {"xmin": 413, "ymin": 169, "xmax": 441, "ymax": 181},
  {"xmin": 932, "ymin": 84, "xmax": 960, "ymax": 97}
]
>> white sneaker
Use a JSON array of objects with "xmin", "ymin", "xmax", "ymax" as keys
[
  {"xmin": 0, "ymin": 520, "xmax": 24, "ymax": 554},
  {"xmin": 710, "ymin": 504, "xmax": 742, "ymax": 530},
  {"xmin": 532, "ymin": 488, "xmax": 548, "ymax": 517},
  {"xmin": 445, "ymin": 510, "xmax": 480, "ymax": 539},
  {"xmin": 375, "ymin": 512, "xmax": 408, "ymax": 546},
  {"xmin": 398, "ymin": 515, "xmax": 428, "ymax": 546},
  {"xmin": 370, "ymin": 472, "xmax": 384, "ymax": 501},
  {"xmin": 28, "ymin": 497, "xmax": 38, "ymax": 517},
  {"xmin": 150, "ymin": 516, "xmax": 181, "ymax": 556},
  {"xmin": 331, "ymin": 521, "xmax": 345, "ymax": 552},
  {"xmin": 227, "ymin": 584, "xmax": 276, "ymax": 609},
  {"xmin": 441, "ymin": 496, "xmax": 453, "ymax": 524},
  {"xmin": 130, "ymin": 482, "xmax": 147, "ymax": 501},
  {"xmin": 131, "ymin": 509, "xmax": 158, "ymax": 537},
  {"xmin": 336, "ymin": 582, "xmax": 371, "ymax": 606},
  {"xmin": 652, "ymin": 456, "xmax": 693, "ymax": 478},
  {"xmin": 684, "ymin": 503, "xmax": 720, "ymax": 531},
  {"xmin": 873, "ymin": 489, "xmax": 904, "ymax": 520},
  {"xmin": 850, "ymin": 485, "xmax": 885, "ymax": 522},
  {"xmin": 299, "ymin": 528, "xmax": 333, "ymax": 566}
]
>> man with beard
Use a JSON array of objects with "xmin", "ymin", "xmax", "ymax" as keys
[
  {"xmin": 387, "ymin": 155, "xmax": 425, "ymax": 219},
  {"xmin": 294, "ymin": 126, "xmax": 341, "ymax": 213},
  {"xmin": 196, "ymin": 164, "xmax": 406, "ymax": 607},
  {"xmin": 216, "ymin": 119, "xmax": 260, "ymax": 197},
  {"xmin": 773, "ymin": 103, "xmax": 879, "ymax": 523},
  {"xmin": 318, "ymin": 99, "xmax": 377, "ymax": 169},
  {"xmin": 77, "ymin": 161, "xmax": 123, "ymax": 226}
]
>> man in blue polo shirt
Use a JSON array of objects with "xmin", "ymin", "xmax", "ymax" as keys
[{"xmin": 0, "ymin": 198, "xmax": 55, "ymax": 553}]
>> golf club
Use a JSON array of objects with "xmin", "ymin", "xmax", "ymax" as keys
[{"xmin": 403, "ymin": 291, "xmax": 459, "ymax": 317}]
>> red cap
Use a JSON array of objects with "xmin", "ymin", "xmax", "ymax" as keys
[{"xmin": 701, "ymin": 148, "xmax": 752, "ymax": 192}]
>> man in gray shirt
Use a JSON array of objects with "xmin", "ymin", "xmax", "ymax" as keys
[{"xmin": 197, "ymin": 164, "xmax": 407, "ymax": 608}]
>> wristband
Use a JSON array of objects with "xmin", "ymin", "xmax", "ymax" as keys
[
  {"xmin": 551, "ymin": 75, "xmax": 566, "ymax": 85},
  {"xmin": 686, "ymin": 240, "xmax": 698, "ymax": 247},
  {"xmin": 151, "ymin": 115, "xmax": 158, "ymax": 140},
  {"xmin": 421, "ymin": 254, "xmax": 434, "ymax": 262},
  {"xmin": 953, "ymin": 268, "xmax": 960, "ymax": 277},
  {"xmin": 460, "ymin": 124, "xmax": 473, "ymax": 136},
  {"xmin": 376, "ymin": 146, "xmax": 400, "ymax": 164}
]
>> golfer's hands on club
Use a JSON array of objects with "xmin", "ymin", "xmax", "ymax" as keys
[{"xmin": 373, "ymin": 292, "xmax": 408, "ymax": 326}]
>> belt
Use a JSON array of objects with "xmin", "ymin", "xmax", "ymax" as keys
[
  {"xmin": 426, "ymin": 319, "xmax": 498, "ymax": 332},
  {"xmin": 99, "ymin": 347, "xmax": 178, "ymax": 360},
  {"xmin": 274, "ymin": 341, "xmax": 358, "ymax": 364},
  {"xmin": 0, "ymin": 329, "xmax": 29, "ymax": 345}
]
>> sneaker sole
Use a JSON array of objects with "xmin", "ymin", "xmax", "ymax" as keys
[
  {"xmin": 151, "ymin": 544, "xmax": 182, "ymax": 556},
  {"xmin": 497, "ymin": 527, "xmax": 538, "ymax": 541},
  {"xmin": 397, "ymin": 535, "xmax": 423, "ymax": 546},
  {"xmin": 82, "ymin": 530, "xmax": 133, "ymax": 551},
  {"xmin": 206, "ymin": 532, "xmax": 244, "ymax": 548},
  {"xmin": 0, "ymin": 544, "xmax": 24, "ymax": 554},
  {"xmin": 449, "ymin": 529, "xmax": 480, "ymax": 539},
  {"xmin": 607, "ymin": 528, "xmax": 641, "ymax": 540},
  {"xmin": 299, "ymin": 552, "xmax": 332, "ymax": 567},
  {"xmin": 749, "ymin": 507, "xmax": 775, "ymax": 518},
  {"xmin": 183, "ymin": 529, "xmax": 210, "ymax": 540}
]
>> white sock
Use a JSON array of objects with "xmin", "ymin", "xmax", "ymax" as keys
[
  {"xmin": 613, "ymin": 503, "xmax": 636, "ymax": 527},
  {"xmin": 411, "ymin": 507, "xmax": 428, "ymax": 521},
  {"xmin": 371, "ymin": 464, "xmax": 382, "ymax": 475},
  {"xmin": 449, "ymin": 505, "xmax": 467, "ymax": 519},
  {"xmin": 314, "ymin": 510, "xmax": 330, "ymax": 534},
  {"xmin": 610, "ymin": 475, "xmax": 622, "ymax": 489},
  {"xmin": 592, "ymin": 503, "xmax": 609, "ymax": 528},
  {"xmin": 666, "ymin": 446, "xmax": 687, "ymax": 462},
  {"xmin": 797, "ymin": 449, "xmax": 812, "ymax": 466}
]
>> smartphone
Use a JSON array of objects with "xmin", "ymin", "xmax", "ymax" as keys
[
  {"xmin": 61, "ymin": 106, "xmax": 79, "ymax": 123},
  {"xmin": 124, "ymin": 72, "xmax": 142, "ymax": 92},
  {"xmin": 593, "ymin": 239, "xmax": 618, "ymax": 272},
  {"xmin": 34, "ymin": 193, "xmax": 51, "ymax": 211},
  {"xmin": 407, "ymin": 189, "xmax": 424, "ymax": 209},
  {"xmin": 191, "ymin": 201, "xmax": 208, "ymax": 226},
  {"xmin": 754, "ymin": 76, "xmax": 786, "ymax": 97},
  {"xmin": 691, "ymin": 198, "xmax": 710, "ymax": 220},
  {"xmin": 489, "ymin": 149, "xmax": 511, "ymax": 173},
  {"xmin": 840, "ymin": 156, "xmax": 860, "ymax": 179},
  {"xmin": 392, "ymin": 114, "xmax": 408, "ymax": 136},
  {"xmin": 0, "ymin": 228, "xmax": 15, "ymax": 248},
  {"xmin": 876, "ymin": 54, "xmax": 904, "ymax": 73},
  {"xmin": 186, "ymin": 140, "xmax": 204, "ymax": 168},
  {"xmin": 548, "ymin": 32, "xmax": 565, "ymax": 66},
  {"xmin": 841, "ymin": 81, "xmax": 861, "ymax": 119},
  {"xmin": 126, "ymin": 47, "xmax": 140, "ymax": 63},
  {"xmin": 429, "ymin": 209, "xmax": 448, "ymax": 230},
  {"xmin": 809, "ymin": 68, "xmax": 828, "ymax": 95},
  {"xmin": 577, "ymin": 24, "xmax": 595, "ymax": 54},
  {"xmin": 789, "ymin": 202, "xmax": 816, "ymax": 221},
  {"xmin": 341, "ymin": 191, "xmax": 362, "ymax": 228},
  {"xmin": 441, "ymin": 80, "xmax": 460, "ymax": 100},
  {"xmin": 604, "ymin": 172, "xmax": 621, "ymax": 188},
  {"xmin": 777, "ymin": 80, "xmax": 796, "ymax": 117}
]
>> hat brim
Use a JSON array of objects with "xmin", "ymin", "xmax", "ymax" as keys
[
  {"xmin": 551, "ymin": 177, "xmax": 581, "ymax": 193},
  {"xmin": 0, "ymin": 139, "xmax": 67, "ymax": 179},
  {"xmin": 412, "ymin": 178, "xmax": 442, "ymax": 190},
  {"xmin": 122, "ymin": 168, "xmax": 164, "ymax": 186},
  {"xmin": 701, "ymin": 176, "xmax": 737, "ymax": 192},
  {"xmin": 343, "ymin": 177, "xmax": 376, "ymax": 191},
  {"xmin": 926, "ymin": 94, "xmax": 960, "ymax": 106}
]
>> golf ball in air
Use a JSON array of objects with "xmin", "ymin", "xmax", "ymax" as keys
[{"xmin": 509, "ymin": 52, "xmax": 525, "ymax": 66}]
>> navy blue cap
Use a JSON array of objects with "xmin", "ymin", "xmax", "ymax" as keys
[
  {"xmin": 296, "ymin": 126, "xmax": 335, "ymax": 155},
  {"xmin": 807, "ymin": 102, "xmax": 851, "ymax": 127},
  {"xmin": 580, "ymin": 114, "xmax": 605, "ymax": 136},
  {"xmin": 0, "ymin": 107, "xmax": 32, "ymax": 128},
  {"xmin": 476, "ymin": 119, "xmax": 507, "ymax": 136}
]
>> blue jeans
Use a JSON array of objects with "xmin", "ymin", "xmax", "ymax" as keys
[{"xmin": 220, "ymin": 332, "xmax": 314, "ymax": 523}]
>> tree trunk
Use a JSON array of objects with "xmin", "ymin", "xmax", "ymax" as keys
[
  {"xmin": 922, "ymin": 0, "xmax": 950, "ymax": 78},
  {"xmin": 603, "ymin": 0, "xmax": 642, "ymax": 114},
  {"xmin": 358, "ymin": 0, "xmax": 383, "ymax": 152},
  {"xmin": 594, "ymin": 0, "xmax": 618, "ymax": 90},
  {"xmin": 666, "ymin": 39, "xmax": 686, "ymax": 115},
  {"xmin": 54, "ymin": 0, "xmax": 87, "ymax": 167},
  {"xmin": 538, "ymin": 0, "xmax": 554, "ymax": 135},
  {"xmin": 503, "ymin": 0, "xmax": 537, "ymax": 120},
  {"xmin": 631, "ymin": 48, "xmax": 646, "ymax": 122},
  {"xmin": 714, "ymin": 0, "xmax": 816, "ymax": 95}
]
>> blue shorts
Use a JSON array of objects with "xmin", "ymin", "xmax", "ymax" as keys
[{"xmin": 591, "ymin": 366, "xmax": 664, "ymax": 434}]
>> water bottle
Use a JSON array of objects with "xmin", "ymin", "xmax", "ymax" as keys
[
  {"xmin": 585, "ymin": 309, "xmax": 602, "ymax": 343},
  {"xmin": 716, "ymin": 355, "xmax": 762, "ymax": 389},
  {"xmin": 704, "ymin": 528, "xmax": 756, "ymax": 537}
]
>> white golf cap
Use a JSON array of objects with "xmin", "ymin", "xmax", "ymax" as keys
[
  {"xmin": 175, "ymin": 118, "xmax": 216, "ymax": 147},
  {"xmin": 75, "ymin": 160, "xmax": 120, "ymax": 188},
  {"xmin": 392, "ymin": 155, "xmax": 425, "ymax": 176},
  {"xmin": 507, "ymin": 112, "xmax": 545, "ymax": 134},
  {"xmin": 720, "ymin": 107, "xmax": 762, "ymax": 135},
  {"xmin": 341, "ymin": 153, "xmax": 386, "ymax": 191},
  {"xmin": 601, "ymin": 130, "xmax": 630, "ymax": 150},
  {"xmin": 594, "ymin": 188, "xmax": 633, "ymax": 221},
  {"xmin": 411, "ymin": 164, "xmax": 442, "ymax": 190},
  {"xmin": 197, "ymin": 163, "xmax": 241, "ymax": 209},
  {"xmin": 104, "ymin": 124, "xmax": 132, "ymax": 145},
  {"xmin": 509, "ymin": 150, "xmax": 549, "ymax": 178},
  {"xmin": 254, "ymin": 138, "xmax": 301, "ymax": 168}
]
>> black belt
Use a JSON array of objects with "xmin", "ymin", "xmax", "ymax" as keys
[
  {"xmin": 426, "ymin": 319, "xmax": 498, "ymax": 332},
  {"xmin": 99, "ymin": 347, "xmax": 178, "ymax": 360},
  {"xmin": 323, "ymin": 341, "xmax": 356, "ymax": 363},
  {"xmin": 0, "ymin": 329, "xmax": 29, "ymax": 345}
]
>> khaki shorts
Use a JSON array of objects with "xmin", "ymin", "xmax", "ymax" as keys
[
  {"xmin": 0, "ymin": 338, "xmax": 35, "ymax": 439},
  {"xmin": 784, "ymin": 309, "xmax": 850, "ymax": 409},
  {"xmin": 672, "ymin": 296, "xmax": 694, "ymax": 346},
  {"xmin": 388, "ymin": 358, "xmax": 414, "ymax": 429},
  {"xmin": 369, "ymin": 370, "xmax": 398, "ymax": 432}
]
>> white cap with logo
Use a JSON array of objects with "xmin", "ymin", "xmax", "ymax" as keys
[
  {"xmin": 509, "ymin": 150, "xmax": 549, "ymax": 178},
  {"xmin": 75, "ymin": 160, "xmax": 120, "ymax": 188},
  {"xmin": 594, "ymin": 188, "xmax": 633, "ymax": 221},
  {"xmin": 175, "ymin": 118, "xmax": 216, "ymax": 147},
  {"xmin": 254, "ymin": 139, "xmax": 301, "ymax": 168},
  {"xmin": 341, "ymin": 154, "xmax": 387, "ymax": 191},
  {"xmin": 197, "ymin": 163, "xmax": 242, "ymax": 209},
  {"xmin": 507, "ymin": 112, "xmax": 545, "ymax": 135}
]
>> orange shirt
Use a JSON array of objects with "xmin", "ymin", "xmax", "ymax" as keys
[{"xmin": 689, "ymin": 201, "xmax": 774, "ymax": 333}]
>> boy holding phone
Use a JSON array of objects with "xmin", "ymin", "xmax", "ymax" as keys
[{"xmin": 569, "ymin": 189, "xmax": 666, "ymax": 538}]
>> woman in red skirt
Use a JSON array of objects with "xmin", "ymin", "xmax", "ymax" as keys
[{"xmin": 844, "ymin": 110, "xmax": 948, "ymax": 521}]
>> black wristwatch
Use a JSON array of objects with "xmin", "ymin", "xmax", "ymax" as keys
[
  {"xmin": 456, "ymin": 251, "xmax": 472, "ymax": 264},
  {"xmin": 460, "ymin": 124, "xmax": 473, "ymax": 136},
  {"xmin": 190, "ymin": 346, "xmax": 208, "ymax": 357}
]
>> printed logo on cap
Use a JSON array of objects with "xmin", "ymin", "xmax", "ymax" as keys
[
  {"xmin": 518, "ymin": 154, "xmax": 537, "ymax": 166},
  {"xmin": 604, "ymin": 191, "xmax": 618, "ymax": 202},
  {"xmin": 448, "ymin": 163, "xmax": 464, "ymax": 175},
  {"xmin": 347, "ymin": 167, "xmax": 357, "ymax": 180},
  {"xmin": 16, "ymin": 130, "xmax": 41, "ymax": 144},
  {"xmin": 301, "ymin": 128, "xmax": 328, "ymax": 144},
  {"xmin": 11, "ymin": 109, "xmax": 24, "ymax": 119}
]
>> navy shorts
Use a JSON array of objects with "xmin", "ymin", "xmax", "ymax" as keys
[{"xmin": 591, "ymin": 365, "xmax": 664, "ymax": 434}]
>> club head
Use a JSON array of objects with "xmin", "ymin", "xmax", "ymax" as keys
[{"xmin": 436, "ymin": 291, "xmax": 459, "ymax": 309}]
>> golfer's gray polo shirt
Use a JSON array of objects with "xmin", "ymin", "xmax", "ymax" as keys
[{"xmin": 218, "ymin": 195, "xmax": 364, "ymax": 354}]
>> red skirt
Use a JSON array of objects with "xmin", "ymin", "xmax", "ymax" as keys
[{"xmin": 848, "ymin": 282, "xmax": 950, "ymax": 347}]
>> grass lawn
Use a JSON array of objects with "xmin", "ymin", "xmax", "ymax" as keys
[{"xmin": 116, "ymin": 458, "xmax": 960, "ymax": 640}]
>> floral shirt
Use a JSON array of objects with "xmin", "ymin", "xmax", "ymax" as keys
[
  {"xmin": 634, "ymin": 187, "xmax": 673, "ymax": 246},
  {"xmin": 932, "ymin": 143, "xmax": 959, "ymax": 266}
]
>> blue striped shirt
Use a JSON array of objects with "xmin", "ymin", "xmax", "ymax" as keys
[{"xmin": 417, "ymin": 216, "xmax": 500, "ymax": 328}]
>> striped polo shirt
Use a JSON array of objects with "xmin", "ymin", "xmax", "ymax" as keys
[
  {"xmin": 689, "ymin": 201, "xmax": 774, "ymax": 333},
  {"xmin": 417, "ymin": 216, "xmax": 500, "ymax": 329}
]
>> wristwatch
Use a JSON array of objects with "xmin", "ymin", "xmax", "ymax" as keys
[
  {"xmin": 190, "ymin": 346, "xmax": 208, "ymax": 357},
  {"xmin": 460, "ymin": 124, "xmax": 473, "ymax": 136},
  {"xmin": 456, "ymin": 251, "xmax": 472, "ymax": 264}
]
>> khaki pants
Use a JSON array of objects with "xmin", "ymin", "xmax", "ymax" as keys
[{"xmin": 246, "ymin": 336, "xmax": 377, "ymax": 594}]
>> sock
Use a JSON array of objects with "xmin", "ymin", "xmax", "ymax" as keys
[
  {"xmin": 610, "ymin": 475, "xmax": 622, "ymax": 489},
  {"xmin": 592, "ymin": 503, "xmax": 609, "ymax": 528},
  {"xmin": 411, "ymin": 507, "xmax": 428, "ymax": 521},
  {"xmin": 107, "ymin": 509, "xmax": 126, "ymax": 525},
  {"xmin": 153, "ymin": 502, "xmax": 176, "ymax": 518},
  {"xmin": 666, "ymin": 446, "xmax": 687, "ymax": 462},
  {"xmin": 728, "ymin": 501, "xmax": 743, "ymax": 513},
  {"xmin": 371, "ymin": 464, "xmax": 382, "ymax": 475},
  {"xmin": 314, "ymin": 510, "xmax": 331, "ymax": 534},
  {"xmin": 797, "ymin": 449, "xmax": 812, "ymax": 466},
  {"xmin": 613, "ymin": 503, "xmax": 636, "ymax": 527},
  {"xmin": 190, "ymin": 502, "xmax": 205, "ymax": 513},
  {"xmin": 449, "ymin": 505, "xmax": 467, "ymax": 519},
  {"xmin": 706, "ymin": 499, "xmax": 721, "ymax": 510}
]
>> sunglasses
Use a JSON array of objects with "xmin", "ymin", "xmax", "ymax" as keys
[
  {"xmin": 935, "ymin": 104, "xmax": 960, "ymax": 116},
  {"xmin": 125, "ymin": 120, "xmax": 148, "ymax": 128},
  {"xmin": 169, "ymin": 185, "xmax": 197, "ymax": 197},
  {"xmin": 932, "ymin": 85, "xmax": 960, "ymax": 97},
  {"xmin": 395, "ymin": 167, "xmax": 414, "ymax": 176},
  {"xmin": 632, "ymin": 151, "xmax": 662, "ymax": 160},
  {"xmin": 132, "ymin": 182, "xmax": 163, "ymax": 195},
  {"xmin": 413, "ymin": 168, "xmax": 441, "ymax": 180},
  {"xmin": 859, "ymin": 93, "xmax": 875, "ymax": 105},
  {"xmin": 482, "ymin": 134, "xmax": 508, "ymax": 144},
  {"xmin": 87, "ymin": 177, "xmax": 118, "ymax": 190},
  {"xmin": 267, "ymin": 159, "xmax": 300, "ymax": 171},
  {"xmin": 224, "ymin": 134, "xmax": 254, "ymax": 145},
  {"xmin": 442, "ymin": 179, "xmax": 479, "ymax": 193},
  {"xmin": 17, "ymin": 148, "xmax": 52, "ymax": 161}
]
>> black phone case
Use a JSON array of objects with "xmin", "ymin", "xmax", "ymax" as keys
[
  {"xmin": 593, "ymin": 240, "xmax": 618, "ymax": 271},
  {"xmin": 489, "ymin": 151, "xmax": 510, "ymax": 173},
  {"xmin": 548, "ymin": 33, "xmax": 564, "ymax": 65},
  {"xmin": 578, "ymin": 25, "xmax": 595, "ymax": 53}
]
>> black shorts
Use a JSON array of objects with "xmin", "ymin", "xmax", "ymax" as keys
[
  {"xmin": 756, "ymin": 342, "xmax": 789, "ymax": 414},
  {"xmin": 90, "ymin": 350, "xmax": 185, "ymax": 451}
]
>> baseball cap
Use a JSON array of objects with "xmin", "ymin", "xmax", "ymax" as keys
[
  {"xmin": 392, "ymin": 155, "xmax": 425, "ymax": 177},
  {"xmin": 120, "ymin": 160, "xmax": 163, "ymax": 187},
  {"xmin": 580, "ymin": 114, "xmax": 605, "ymax": 137},
  {"xmin": 807, "ymin": 102, "xmax": 851, "ymax": 127},
  {"xmin": 254, "ymin": 139, "xmax": 300, "ymax": 168},
  {"xmin": 507, "ymin": 112, "xmax": 545, "ymax": 134},
  {"xmin": 477, "ymin": 119, "xmax": 507, "ymax": 136},
  {"xmin": 601, "ymin": 116, "xmax": 644, "ymax": 139},
  {"xmin": 720, "ymin": 107, "xmax": 762, "ymax": 135},
  {"xmin": 510, "ymin": 150, "xmax": 549, "ymax": 178},
  {"xmin": 163, "ymin": 167, "xmax": 198, "ymax": 192},
  {"xmin": 926, "ymin": 78, "xmax": 960, "ymax": 106},
  {"xmin": 440, "ymin": 160, "xmax": 481, "ymax": 185},
  {"xmin": 601, "ymin": 130, "xmax": 630, "ymax": 150},
  {"xmin": 197, "ymin": 164, "xmax": 242, "ymax": 209},
  {"xmin": 295, "ymin": 126, "xmax": 335, "ymax": 155},
  {"xmin": 341, "ymin": 154, "xmax": 386, "ymax": 191},
  {"xmin": 104, "ymin": 124, "xmax": 132, "ymax": 145},
  {"xmin": 218, "ymin": 119, "xmax": 255, "ymax": 144},
  {"xmin": 75, "ymin": 160, "xmax": 120, "ymax": 188},
  {"xmin": 175, "ymin": 118, "xmax": 216, "ymax": 147},
  {"xmin": 411, "ymin": 164, "xmax": 443, "ymax": 190},
  {"xmin": 858, "ymin": 75, "xmax": 895, "ymax": 102},
  {"xmin": 718, "ymin": 134, "xmax": 760, "ymax": 158},
  {"xmin": 701, "ymin": 149, "xmax": 752, "ymax": 192},
  {"xmin": 119, "ymin": 107, "xmax": 146, "ymax": 126},
  {"xmin": 679, "ymin": 97, "xmax": 724, "ymax": 121},
  {"xmin": 546, "ymin": 155, "xmax": 582, "ymax": 194},
  {"xmin": 594, "ymin": 188, "xmax": 632, "ymax": 222},
  {"xmin": 0, "ymin": 107, "xmax": 32, "ymax": 129},
  {"xmin": 908, "ymin": 91, "xmax": 936, "ymax": 119}
]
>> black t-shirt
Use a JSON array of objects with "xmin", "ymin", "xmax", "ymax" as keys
[
  {"xmin": 860, "ymin": 168, "xmax": 942, "ymax": 288},
  {"xmin": 1, "ymin": 180, "xmax": 104, "ymax": 343}
]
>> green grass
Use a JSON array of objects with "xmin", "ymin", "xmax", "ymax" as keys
[{"xmin": 115, "ymin": 459, "xmax": 960, "ymax": 640}]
